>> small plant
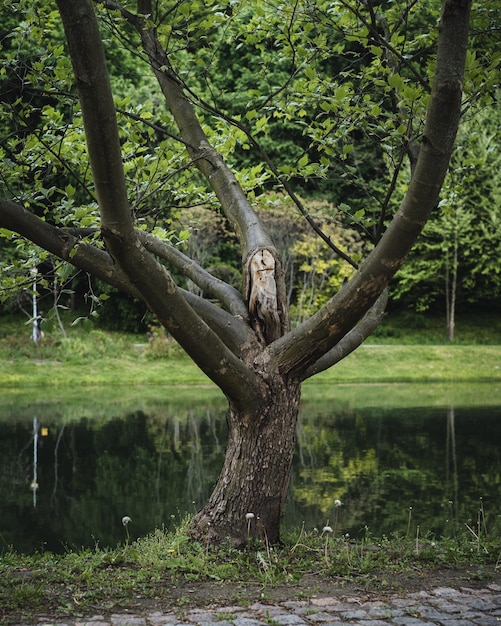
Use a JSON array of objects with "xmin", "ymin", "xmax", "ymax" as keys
[
  {"xmin": 447, "ymin": 500, "xmax": 457, "ymax": 540},
  {"xmin": 322, "ymin": 524, "xmax": 333, "ymax": 562},
  {"xmin": 246, "ymin": 512, "xmax": 255, "ymax": 540},
  {"xmin": 333, "ymin": 499, "xmax": 342, "ymax": 536},
  {"xmin": 122, "ymin": 516, "xmax": 132, "ymax": 544},
  {"xmin": 256, "ymin": 516, "xmax": 272, "ymax": 562},
  {"xmin": 406, "ymin": 506, "xmax": 413, "ymax": 539},
  {"xmin": 464, "ymin": 497, "xmax": 491, "ymax": 554}
]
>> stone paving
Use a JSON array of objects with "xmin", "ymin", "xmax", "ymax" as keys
[{"xmin": 14, "ymin": 584, "xmax": 501, "ymax": 626}]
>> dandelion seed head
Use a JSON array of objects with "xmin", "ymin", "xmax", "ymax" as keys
[
  {"xmin": 245, "ymin": 512, "xmax": 255, "ymax": 520},
  {"xmin": 322, "ymin": 525, "xmax": 333, "ymax": 534},
  {"xmin": 122, "ymin": 516, "xmax": 132, "ymax": 526},
  {"xmin": 334, "ymin": 499, "xmax": 342, "ymax": 507}
]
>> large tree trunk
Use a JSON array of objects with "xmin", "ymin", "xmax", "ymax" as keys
[{"xmin": 192, "ymin": 375, "xmax": 301, "ymax": 546}]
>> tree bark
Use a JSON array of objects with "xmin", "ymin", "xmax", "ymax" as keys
[{"xmin": 192, "ymin": 374, "xmax": 301, "ymax": 546}]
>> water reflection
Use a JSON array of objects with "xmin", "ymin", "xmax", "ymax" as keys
[
  {"xmin": 293, "ymin": 402, "xmax": 501, "ymax": 540},
  {"xmin": 1, "ymin": 384, "xmax": 500, "ymax": 554},
  {"xmin": 31, "ymin": 417, "xmax": 39, "ymax": 507}
]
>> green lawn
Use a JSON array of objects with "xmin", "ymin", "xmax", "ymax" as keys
[{"xmin": 1, "ymin": 312, "xmax": 500, "ymax": 388}]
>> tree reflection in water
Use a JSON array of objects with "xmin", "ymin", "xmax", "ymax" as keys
[{"xmin": 1, "ymin": 385, "xmax": 500, "ymax": 554}]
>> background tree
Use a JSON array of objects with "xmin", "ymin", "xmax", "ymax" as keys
[
  {"xmin": 0, "ymin": 0, "xmax": 475, "ymax": 545},
  {"xmin": 392, "ymin": 97, "xmax": 501, "ymax": 338}
]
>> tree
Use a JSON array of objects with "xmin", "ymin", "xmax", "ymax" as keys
[
  {"xmin": 0, "ymin": 0, "xmax": 473, "ymax": 546},
  {"xmin": 391, "ymin": 95, "xmax": 501, "ymax": 337}
]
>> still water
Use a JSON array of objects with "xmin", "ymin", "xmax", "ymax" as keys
[{"xmin": 1, "ymin": 383, "xmax": 500, "ymax": 554}]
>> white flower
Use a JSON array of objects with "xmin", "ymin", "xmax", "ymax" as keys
[
  {"xmin": 245, "ymin": 512, "xmax": 255, "ymax": 520},
  {"xmin": 322, "ymin": 525, "xmax": 333, "ymax": 534},
  {"xmin": 122, "ymin": 516, "xmax": 132, "ymax": 526},
  {"xmin": 334, "ymin": 499, "xmax": 342, "ymax": 507}
]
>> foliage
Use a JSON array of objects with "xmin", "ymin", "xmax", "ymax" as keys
[
  {"xmin": 1, "ymin": 0, "xmax": 499, "ymax": 320},
  {"xmin": 392, "ymin": 95, "xmax": 501, "ymax": 313},
  {"xmin": 288, "ymin": 211, "xmax": 366, "ymax": 322},
  {"xmin": 0, "ymin": 0, "xmax": 193, "ymax": 320}
]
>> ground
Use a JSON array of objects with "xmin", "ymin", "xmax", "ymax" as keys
[
  {"xmin": 3, "ymin": 564, "xmax": 499, "ymax": 624},
  {"xmin": 127, "ymin": 565, "xmax": 500, "ymax": 608}
]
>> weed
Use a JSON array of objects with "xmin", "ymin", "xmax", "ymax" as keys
[
  {"xmin": 1, "ymin": 580, "xmax": 45, "ymax": 611},
  {"xmin": 14, "ymin": 517, "xmax": 489, "ymax": 604},
  {"xmin": 263, "ymin": 612, "xmax": 281, "ymax": 626},
  {"xmin": 122, "ymin": 516, "xmax": 132, "ymax": 544}
]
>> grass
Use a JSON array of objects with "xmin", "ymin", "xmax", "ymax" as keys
[
  {"xmin": 1, "ymin": 516, "xmax": 500, "ymax": 621},
  {"xmin": 0, "ymin": 315, "xmax": 213, "ymax": 387},
  {"xmin": 1, "ymin": 311, "xmax": 501, "ymax": 388}
]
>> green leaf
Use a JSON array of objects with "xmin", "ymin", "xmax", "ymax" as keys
[
  {"xmin": 304, "ymin": 65, "xmax": 317, "ymax": 81},
  {"xmin": 255, "ymin": 116, "xmax": 268, "ymax": 130},
  {"xmin": 388, "ymin": 73, "xmax": 405, "ymax": 91}
]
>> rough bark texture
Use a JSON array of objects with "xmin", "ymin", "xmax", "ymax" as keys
[{"xmin": 192, "ymin": 376, "xmax": 301, "ymax": 546}]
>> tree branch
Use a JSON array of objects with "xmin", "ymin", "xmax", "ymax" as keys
[
  {"xmin": 300, "ymin": 289, "xmax": 388, "ymax": 381},
  {"xmin": 137, "ymin": 231, "xmax": 248, "ymax": 319},
  {"xmin": 133, "ymin": 1, "xmax": 273, "ymax": 259},
  {"xmin": 0, "ymin": 198, "xmax": 139, "ymax": 297},
  {"xmin": 269, "ymin": 0, "xmax": 472, "ymax": 378}
]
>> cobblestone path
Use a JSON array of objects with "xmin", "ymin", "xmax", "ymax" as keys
[{"xmin": 13, "ymin": 584, "xmax": 501, "ymax": 626}]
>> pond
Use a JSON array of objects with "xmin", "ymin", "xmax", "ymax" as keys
[{"xmin": 1, "ymin": 383, "xmax": 500, "ymax": 554}]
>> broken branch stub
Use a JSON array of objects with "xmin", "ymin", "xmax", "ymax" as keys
[{"xmin": 246, "ymin": 248, "xmax": 281, "ymax": 344}]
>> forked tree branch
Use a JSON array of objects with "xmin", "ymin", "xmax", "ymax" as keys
[
  {"xmin": 55, "ymin": 0, "xmax": 263, "ymax": 405},
  {"xmin": 300, "ymin": 289, "xmax": 388, "ymax": 381},
  {"xmin": 269, "ymin": 0, "xmax": 472, "ymax": 378}
]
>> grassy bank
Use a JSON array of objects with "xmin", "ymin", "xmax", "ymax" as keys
[
  {"xmin": 1, "ymin": 518, "xmax": 500, "ymax": 621},
  {"xmin": 1, "ymin": 312, "xmax": 500, "ymax": 387},
  {"xmin": 1, "ymin": 343, "xmax": 500, "ymax": 388}
]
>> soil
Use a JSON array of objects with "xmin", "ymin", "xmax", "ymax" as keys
[
  {"xmin": 129, "ymin": 564, "xmax": 500, "ymax": 608},
  {"xmin": 3, "ymin": 563, "xmax": 500, "ymax": 623}
]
